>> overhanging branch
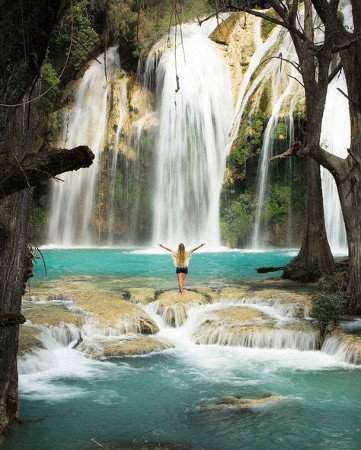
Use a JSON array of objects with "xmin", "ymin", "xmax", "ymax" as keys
[{"xmin": 0, "ymin": 145, "xmax": 94, "ymax": 199}]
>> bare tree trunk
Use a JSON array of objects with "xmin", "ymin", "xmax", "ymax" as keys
[
  {"xmin": 0, "ymin": 0, "xmax": 69, "ymax": 436},
  {"xmin": 0, "ymin": 105, "xmax": 34, "ymax": 435},
  {"xmin": 284, "ymin": 8, "xmax": 335, "ymax": 281},
  {"xmin": 338, "ymin": 3, "xmax": 361, "ymax": 311}
]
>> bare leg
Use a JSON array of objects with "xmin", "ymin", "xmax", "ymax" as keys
[
  {"xmin": 182, "ymin": 273, "xmax": 187, "ymax": 293},
  {"xmin": 177, "ymin": 273, "xmax": 182, "ymax": 293}
]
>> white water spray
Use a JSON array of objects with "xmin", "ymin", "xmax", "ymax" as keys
[
  {"xmin": 47, "ymin": 47, "xmax": 120, "ymax": 246},
  {"xmin": 146, "ymin": 22, "xmax": 233, "ymax": 247}
]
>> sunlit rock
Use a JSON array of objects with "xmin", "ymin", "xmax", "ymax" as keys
[
  {"xmin": 149, "ymin": 291, "xmax": 208, "ymax": 327},
  {"xmin": 75, "ymin": 295, "xmax": 158, "ymax": 334},
  {"xmin": 124, "ymin": 288, "xmax": 156, "ymax": 304},
  {"xmin": 193, "ymin": 305, "xmax": 319, "ymax": 350},
  {"xmin": 85, "ymin": 335, "xmax": 173, "ymax": 358},
  {"xmin": 23, "ymin": 302, "xmax": 79, "ymax": 326}
]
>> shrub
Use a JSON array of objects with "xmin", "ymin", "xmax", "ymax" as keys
[{"xmin": 311, "ymin": 294, "xmax": 345, "ymax": 335}]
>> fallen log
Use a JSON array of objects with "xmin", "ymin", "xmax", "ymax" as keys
[
  {"xmin": 0, "ymin": 145, "xmax": 94, "ymax": 199},
  {"xmin": 256, "ymin": 266, "xmax": 285, "ymax": 273}
]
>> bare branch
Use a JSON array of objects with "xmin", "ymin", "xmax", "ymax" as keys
[{"xmin": 0, "ymin": 145, "xmax": 94, "ymax": 199}]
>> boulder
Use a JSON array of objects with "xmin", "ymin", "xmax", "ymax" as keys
[
  {"xmin": 201, "ymin": 393, "xmax": 281, "ymax": 410},
  {"xmin": 85, "ymin": 335, "xmax": 172, "ymax": 358},
  {"xmin": 75, "ymin": 295, "xmax": 158, "ymax": 334}
]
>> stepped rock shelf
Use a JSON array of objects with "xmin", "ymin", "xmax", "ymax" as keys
[{"xmin": 20, "ymin": 280, "xmax": 361, "ymax": 365}]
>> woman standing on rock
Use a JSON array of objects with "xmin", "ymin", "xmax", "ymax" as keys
[{"xmin": 159, "ymin": 242, "xmax": 205, "ymax": 294}]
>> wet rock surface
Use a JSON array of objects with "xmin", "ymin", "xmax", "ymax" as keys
[
  {"xmin": 200, "ymin": 393, "xmax": 281, "ymax": 410},
  {"xmin": 84, "ymin": 335, "xmax": 173, "ymax": 358}
]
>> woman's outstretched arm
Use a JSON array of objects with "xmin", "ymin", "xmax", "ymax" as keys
[
  {"xmin": 159, "ymin": 243, "xmax": 173, "ymax": 253},
  {"xmin": 190, "ymin": 243, "xmax": 205, "ymax": 253}
]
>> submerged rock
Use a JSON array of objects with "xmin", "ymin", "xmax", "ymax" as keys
[
  {"xmin": 85, "ymin": 335, "xmax": 173, "ymax": 358},
  {"xmin": 201, "ymin": 393, "xmax": 281, "ymax": 410},
  {"xmin": 149, "ymin": 291, "xmax": 208, "ymax": 327}
]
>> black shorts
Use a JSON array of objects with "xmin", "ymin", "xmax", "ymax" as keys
[{"xmin": 176, "ymin": 266, "xmax": 188, "ymax": 274}]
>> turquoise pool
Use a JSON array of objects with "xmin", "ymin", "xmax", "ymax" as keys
[{"xmin": 4, "ymin": 248, "xmax": 360, "ymax": 450}]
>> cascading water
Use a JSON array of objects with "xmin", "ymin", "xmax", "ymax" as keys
[
  {"xmin": 320, "ymin": 73, "xmax": 349, "ymax": 252},
  {"xmin": 46, "ymin": 47, "xmax": 120, "ymax": 246},
  {"xmin": 107, "ymin": 79, "xmax": 128, "ymax": 245},
  {"xmin": 146, "ymin": 21, "xmax": 233, "ymax": 247},
  {"xmin": 228, "ymin": 12, "xmax": 349, "ymax": 251}
]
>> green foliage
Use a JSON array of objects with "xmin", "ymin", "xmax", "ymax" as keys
[
  {"xmin": 264, "ymin": 184, "xmax": 290, "ymax": 225},
  {"xmin": 260, "ymin": 9, "xmax": 279, "ymax": 41},
  {"xmin": 227, "ymin": 113, "xmax": 265, "ymax": 178},
  {"xmin": 39, "ymin": 62, "xmax": 61, "ymax": 115},
  {"xmin": 261, "ymin": 18, "xmax": 276, "ymax": 40},
  {"xmin": 319, "ymin": 268, "xmax": 349, "ymax": 294},
  {"xmin": 274, "ymin": 121, "xmax": 287, "ymax": 140},
  {"xmin": 221, "ymin": 193, "xmax": 254, "ymax": 247},
  {"xmin": 108, "ymin": 0, "xmax": 213, "ymax": 56},
  {"xmin": 48, "ymin": 0, "xmax": 99, "ymax": 74},
  {"xmin": 311, "ymin": 294, "xmax": 345, "ymax": 335}
]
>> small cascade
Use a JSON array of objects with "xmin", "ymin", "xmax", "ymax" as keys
[
  {"xmin": 193, "ymin": 324, "xmax": 319, "ymax": 351},
  {"xmin": 107, "ymin": 79, "xmax": 128, "ymax": 245},
  {"xmin": 46, "ymin": 47, "xmax": 120, "ymax": 246},
  {"xmin": 321, "ymin": 336, "xmax": 360, "ymax": 365},
  {"xmin": 146, "ymin": 20, "xmax": 233, "ymax": 247}
]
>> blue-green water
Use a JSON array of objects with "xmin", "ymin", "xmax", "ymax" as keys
[
  {"xmin": 5, "ymin": 249, "xmax": 361, "ymax": 450},
  {"xmin": 32, "ymin": 248, "xmax": 295, "ymax": 287}
]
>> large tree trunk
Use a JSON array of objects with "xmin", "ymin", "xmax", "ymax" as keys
[
  {"xmin": 284, "ymin": 13, "xmax": 335, "ymax": 281},
  {"xmin": 338, "ymin": 2, "xmax": 361, "ymax": 311},
  {"xmin": 0, "ymin": 0, "xmax": 70, "ymax": 437},
  {"xmin": 0, "ymin": 104, "xmax": 34, "ymax": 436}
]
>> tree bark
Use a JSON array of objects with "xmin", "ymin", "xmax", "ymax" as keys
[
  {"xmin": 337, "ymin": 2, "xmax": 361, "ymax": 311},
  {"xmin": 0, "ymin": 146, "xmax": 94, "ymax": 199},
  {"xmin": 0, "ymin": 0, "xmax": 72, "ymax": 437},
  {"xmin": 283, "ymin": 7, "xmax": 335, "ymax": 281},
  {"xmin": 0, "ymin": 105, "xmax": 35, "ymax": 436}
]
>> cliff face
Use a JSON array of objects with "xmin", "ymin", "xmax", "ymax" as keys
[{"xmin": 210, "ymin": 13, "xmax": 306, "ymax": 248}]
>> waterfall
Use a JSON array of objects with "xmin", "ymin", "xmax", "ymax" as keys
[
  {"xmin": 320, "ymin": 73, "xmax": 349, "ymax": 251},
  {"xmin": 146, "ymin": 21, "xmax": 233, "ymax": 247},
  {"xmin": 107, "ymin": 79, "xmax": 128, "ymax": 245},
  {"xmin": 46, "ymin": 47, "xmax": 120, "ymax": 246},
  {"xmin": 229, "ymin": 12, "xmax": 349, "ymax": 251}
]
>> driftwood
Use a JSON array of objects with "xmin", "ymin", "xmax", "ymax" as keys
[
  {"xmin": 256, "ymin": 266, "xmax": 285, "ymax": 273},
  {"xmin": 0, "ymin": 145, "xmax": 94, "ymax": 199},
  {"xmin": 268, "ymin": 141, "xmax": 303, "ymax": 162}
]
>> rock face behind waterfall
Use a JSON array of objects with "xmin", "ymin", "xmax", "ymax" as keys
[{"xmin": 44, "ymin": 53, "xmax": 154, "ymax": 246}]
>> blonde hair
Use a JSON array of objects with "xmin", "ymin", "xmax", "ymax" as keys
[{"xmin": 175, "ymin": 243, "xmax": 186, "ymax": 266}]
